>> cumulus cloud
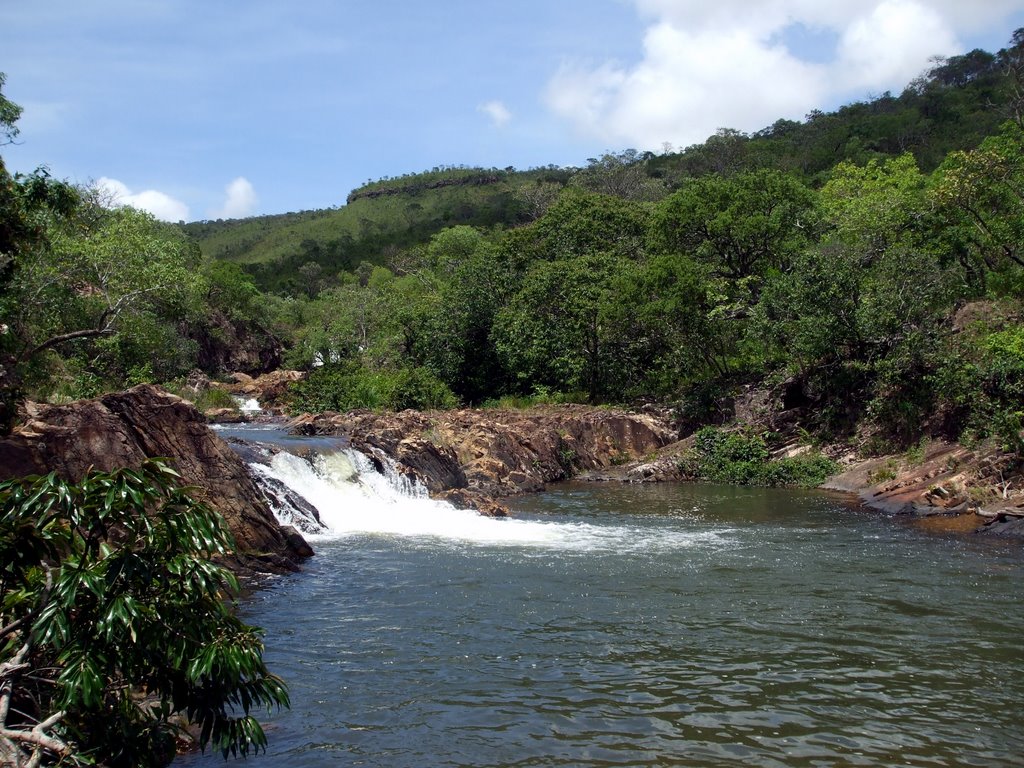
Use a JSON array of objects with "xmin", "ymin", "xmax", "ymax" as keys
[
  {"xmin": 211, "ymin": 177, "xmax": 258, "ymax": 219},
  {"xmin": 836, "ymin": 1, "xmax": 959, "ymax": 91},
  {"xmin": 96, "ymin": 177, "xmax": 190, "ymax": 222},
  {"xmin": 545, "ymin": 0, "xmax": 1019, "ymax": 150},
  {"xmin": 478, "ymin": 100, "xmax": 512, "ymax": 127}
]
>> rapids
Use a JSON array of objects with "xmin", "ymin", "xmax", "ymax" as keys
[{"xmin": 175, "ymin": 429, "xmax": 1023, "ymax": 767}]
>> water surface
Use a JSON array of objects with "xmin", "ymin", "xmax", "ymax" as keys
[{"xmin": 178, "ymin": 481, "xmax": 1023, "ymax": 767}]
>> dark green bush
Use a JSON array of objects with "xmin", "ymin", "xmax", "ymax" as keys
[
  {"xmin": 288, "ymin": 362, "xmax": 458, "ymax": 413},
  {"xmin": 388, "ymin": 366, "xmax": 460, "ymax": 411},
  {"xmin": 680, "ymin": 426, "xmax": 839, "ymax": 487},
  {"xmin": 0, "ymin": 460, "xmax": 288, "ymax": 766},
  {"xmin": 934, "ymin": 324, "xmax": 1024, "ymax": 456}
]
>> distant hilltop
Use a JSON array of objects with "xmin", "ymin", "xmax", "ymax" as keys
[{"xmin": 346, "ymin": 169, "xmax": 508, "ymax": 204}]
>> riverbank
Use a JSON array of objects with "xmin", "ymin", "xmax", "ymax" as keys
[
  {"xmin": 282, "ymin": 403, "xmax": 1023, "ymax": 540},
  {"xmin": 584, "ymin": 432, "xmax": 1024, "ymax": 539},
  {"xmin": 822, "ymin": 440, "xmax": 1024, "ymax": 538}
]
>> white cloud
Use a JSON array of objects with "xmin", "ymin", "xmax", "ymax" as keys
[
  {"xmin": 211, "ymin": 177, "xmax": 258, "ymax": 219},
  {"xmin": 544, "ymin": 0, "xmax": 1020, "ymax": 150},
  {"xmin": 96, "ymin": 177, "xmax": 190, "ymax": 222},
  {"xmin": 478, "ymin": 100, "xmax": 512, "ymax": 127},
  {"xmin": 836, "ymin": 1, "xmax": 959, "ymax": 91}
]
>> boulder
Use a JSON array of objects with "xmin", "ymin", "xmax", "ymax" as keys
[
  {"xmin": 217, "ymin": 370, "xmax": 305, "ymax": 412},
  {"xmin": 0, "ymin": 385, "xmax": 311, "ymax": 573}
]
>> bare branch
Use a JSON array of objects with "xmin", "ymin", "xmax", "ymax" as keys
[
  {"xmin": 0, "ymin": 641, "xmax": 31, "ymax": 726},
  {"xmin": 20, "ymin": 327, "xmax": 116, "ymax": 362},
  {"xmin": 0, "ymin": 722, "xmax": 72, "ymax": 763}
]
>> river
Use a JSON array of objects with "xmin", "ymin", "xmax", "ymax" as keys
[{"xmin": 177, "ymin": 435, "xmax": 1023, "ymax": 767}]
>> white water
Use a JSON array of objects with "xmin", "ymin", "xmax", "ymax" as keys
[
  {"xmin": 232, "ymin": 395, "xmax": 262, "ymax": 414},
  {"xmin": 248, "ymin": 447, "xmax": 731, "ymax": 552}
]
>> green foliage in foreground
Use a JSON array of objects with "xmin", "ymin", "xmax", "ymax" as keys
[
  {"xmin": 679, "ymin": 427, "xmax": 839, "ymax": 488},
  {"xmin": 0, "ymin": 460, "xmax": 288, "ymax": 768},
  {"xmin": 288, "ymin": 362, "xmax": 458, "ymax": 413}
]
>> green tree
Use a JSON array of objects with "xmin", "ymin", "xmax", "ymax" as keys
[
  {"xmin": 1, "ymin": 195, "xmax": 202, "ymax": 402},
  {"xmin": 931, "ymin": 120, "xmax": 1024, "ymax": 290},
  {"xmin": 530, "ymin": 189, "xmax": 649, "ymax": 262},
  {"xmin": 754, "ymin": 245, "xmax": 864, "ymax": 373},
  {"xmin": 0, "ymin": 459, "xmax": 288, "ymax": 767},
  {"xmin": 820, "ymin": 153, "xmax": 927, "ymax": 261},
  {"xmin": 568, "ymin": 150, "xmax": 666, "ymax": 201},
  {"xmin": 409, "ymin": 230, "xmax": 512, "ymax": 402},
  {"xmin": 493, "ymin": 253, "xmax": 630, "ymax": 401},
  {"xmin": 0, "ymin": 73, "xmax": 20, "ymax": 147},
  {"xmin": 607, "ymin": 253, "xmax": 741, "ymax": 394},
  {"xmin": 650, "ymin": 169, "xmax": 816, "ymax": 280}
]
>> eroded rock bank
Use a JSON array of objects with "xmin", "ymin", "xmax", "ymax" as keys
[
  {"xmin": 587, "ymin": 430, "xmax": 1024, "ymax": 539},
  {"xmin": 823, "ymin": 440, "xmax": 1024, "ymax": 538},
  {"xmin": 0, "ymin": 384, "xmax": 312, "ymax": 574},
  {"xmin": 286, "ymin": 403, "xmax": 1022, "ymax": 539},
  {"xmin": 288, "ymin": 404, "xmax": 677, "ymax": 515}
]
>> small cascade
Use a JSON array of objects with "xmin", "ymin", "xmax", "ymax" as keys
[
  {"xmin": 343, "ymin": 447, "xmax": 429, "ymax": 500},
  {"xmin": 232, "ymin": 395, "xmax": 263, "ymax": 415},
  {"xmin": 237, "ymin": 438, "xmax": 730, "ymax": 551},
  {"xmin": 246, "ymin": 447, "xmax": 456, "ymax": 539}
]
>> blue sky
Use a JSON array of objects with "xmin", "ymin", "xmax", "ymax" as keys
[{"xmin": 3, "ymin": 0, "xmax": 1024, "ymax": 222}]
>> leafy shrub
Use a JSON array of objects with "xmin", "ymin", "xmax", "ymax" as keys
[
  {"xmin": 680, "ymin": 426, "xmax": 838, "ymax": 487},
  {"xmin": 288, "ymin": 362, "xmax": 458, "ymax": 413},
  {"xmin": 388, "ymin": 366, "xmax": 460, "ymax": 411},
  {"xmin": 935, "ymin": 324, "xmax": 1024, "ymax": 456},
  {"xmin": 0, "ymin": 460, "xmax": 288, "ymax": 766}
]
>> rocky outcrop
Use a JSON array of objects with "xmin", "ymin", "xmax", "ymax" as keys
[
  {"xmin": 0, "ymin": 385, "xmax": 312, "ymax": 573},
  {"xmin": 823, "ymin": 440, "xmax": 1024, "ymax": 538},
  {"xmin": 289, "ymin": 404, "xmax": 676, "ymax": 514},
  {"xmin": 578, "ymin": 436, "xmax": 695, "ymax": 484},
  {"xmin": 185, "ymin": 310, "xmax": 284, "ymax": 376}
]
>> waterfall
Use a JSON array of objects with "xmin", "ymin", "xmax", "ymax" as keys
[
  {"xmin": 232, "ymin": 395, "xmax": 263, "ymax": 414},
  {"xmin": 247, "ymin": 444, "xmax": 578, "ymax": 544},
  {"xmin": 239, "ymin": 440, "xmax": 730, "ymax": 551},
  {"xmin": 248, "ymin": 447, "xmax": 439, "ymax": 537}
]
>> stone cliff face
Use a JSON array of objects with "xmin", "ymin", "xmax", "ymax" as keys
[
  {"xmin": 289, "ymin": 404, "xmax": 677, "ymax": 514},
  {"xmin": 0, "ymin": 385, "xmax": 312, "ymax": 573}
]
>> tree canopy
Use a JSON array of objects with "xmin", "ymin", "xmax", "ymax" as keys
[{"xmin": 5, "ymin": 32, "xmax": 1024, "ymax": 451}]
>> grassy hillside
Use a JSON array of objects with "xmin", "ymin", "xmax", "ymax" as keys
[
  {"xmin": 182, "ymin": 37, "xmax": 1024, "ymax": 297},
  {"xmin": 182, "ymin": 166, "xmax": 571, "ymax": 292}
]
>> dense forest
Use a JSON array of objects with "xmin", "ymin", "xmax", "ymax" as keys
[{"xmin": 4, "ymin": 33, "xmax": 1024, "ymax": 461}]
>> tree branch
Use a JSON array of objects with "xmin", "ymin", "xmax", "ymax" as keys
[
  {"xmin": 0, "ymin": 719, "xmax": 72, "ymax": 763},
  {"xmin": 20, "ymin": 327, "xmax": 116, "ymax": 362}
]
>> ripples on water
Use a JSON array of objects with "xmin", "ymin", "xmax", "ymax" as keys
[{"xmin": 177, "ymin": 482, "xmax": 1023, "ymax": 767}]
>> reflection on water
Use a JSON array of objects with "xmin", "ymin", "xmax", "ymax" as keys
[{"xmin": 177, "ymin": 481, "xmax": 1023, "ymax": 768}]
